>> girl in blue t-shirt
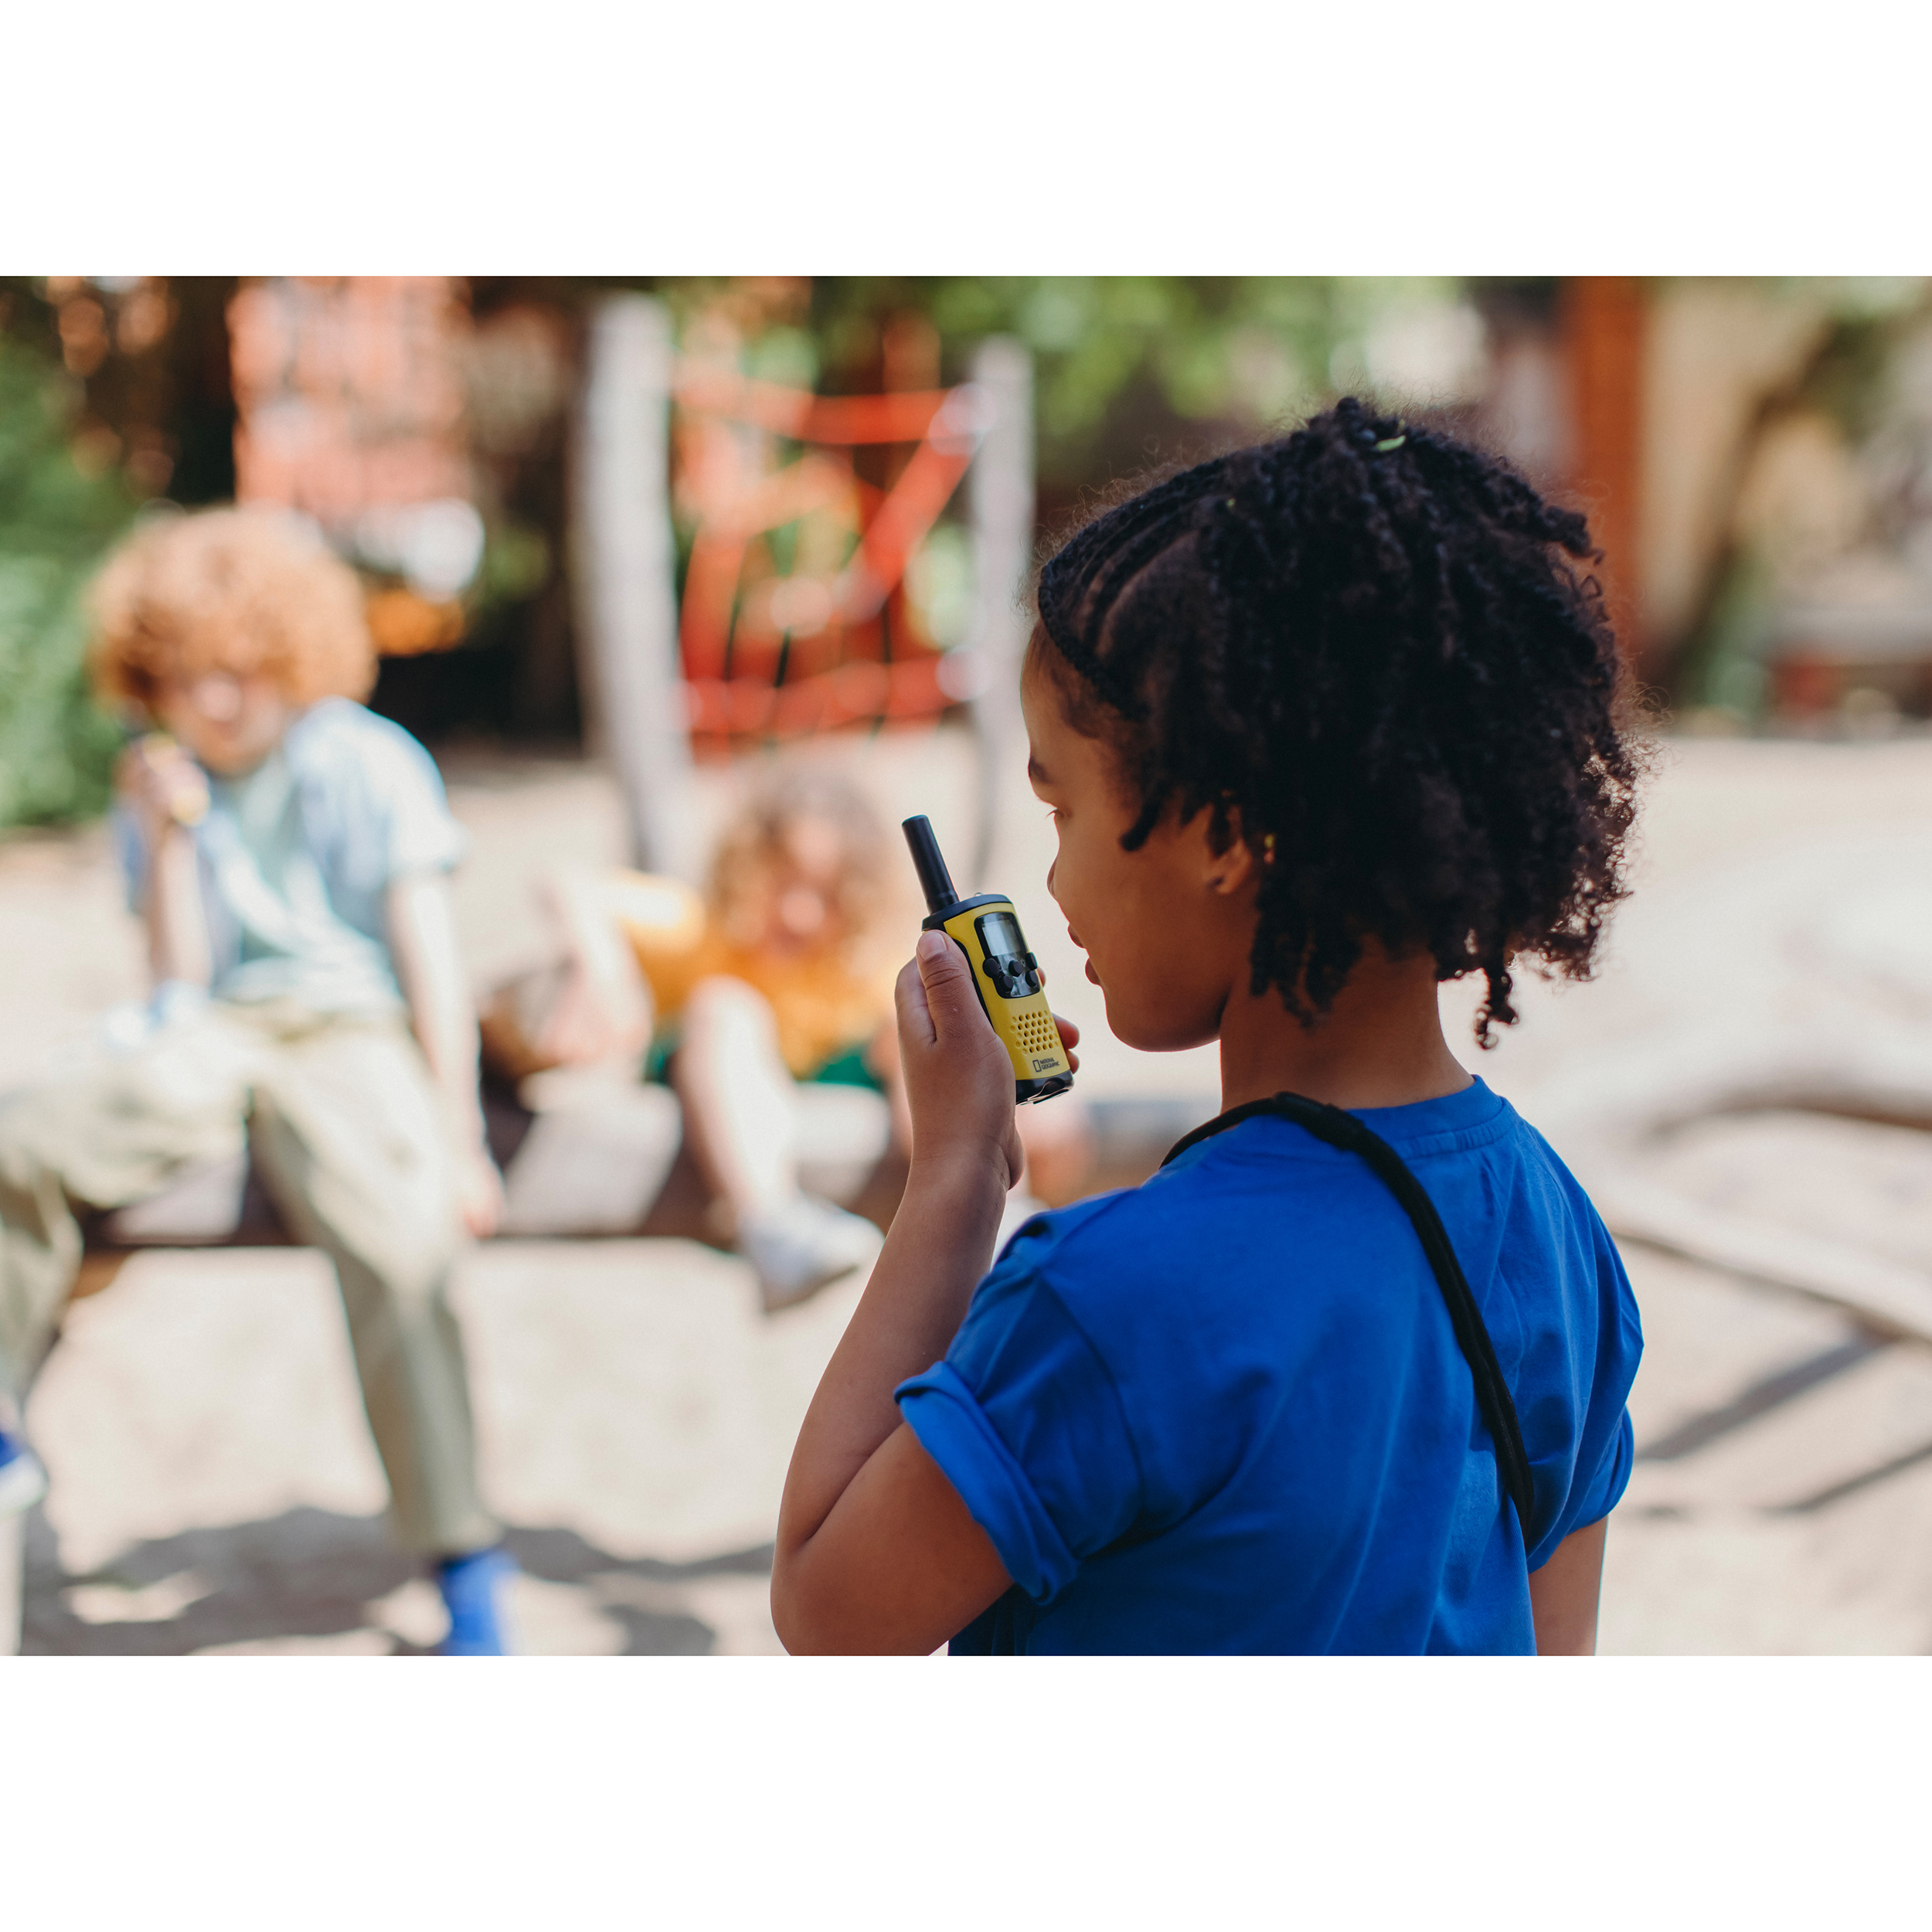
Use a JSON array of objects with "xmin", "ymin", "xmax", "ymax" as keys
[{"xmin": 772, "ymin": 398, "xmax": 1645, "ymax": 1655}]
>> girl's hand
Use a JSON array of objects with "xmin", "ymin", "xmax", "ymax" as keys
[
  {"xmin": 895, "ymin": 932, "xmax": 1080, "ymax": 1193},
  {"xmin": 115, "ymin": 734, "xmax": 209, "ymax": 845},
  {"xmin": 777, "ymin": 945, "xmax": 1078, "ymax": 1655}
]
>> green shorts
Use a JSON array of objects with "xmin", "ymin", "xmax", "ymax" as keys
[{"xmin": 645, "ymin": 1029, "xmax": 883, "ymax": 1094}]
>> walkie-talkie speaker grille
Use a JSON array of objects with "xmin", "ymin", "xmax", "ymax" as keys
[{"xmin": 1015, "ymin": 1009, "xmax": 1062, "ymax": 1056}]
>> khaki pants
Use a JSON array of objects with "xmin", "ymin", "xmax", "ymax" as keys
[{"xmin": 0, "ymin": 1000, "xmax": 498, "ymax": 1556}]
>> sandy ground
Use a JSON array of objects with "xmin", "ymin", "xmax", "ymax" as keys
[{"xmin": 5, "ymin": 723, "xmax": 1932, "ymax": 1654}]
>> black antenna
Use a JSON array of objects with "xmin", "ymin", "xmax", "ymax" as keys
[{"xmin": 902, "ymin": 815, "xmax": 960, "ymax": 917}]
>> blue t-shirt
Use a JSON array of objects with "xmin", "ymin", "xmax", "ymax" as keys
[
  {"xmin": 117, "ymin": 699, "xmax": 468, "ymax": 1015},
  {"xmin": 895, "ymin": 1079, "xmax": 1641, "ymax": 1655}
]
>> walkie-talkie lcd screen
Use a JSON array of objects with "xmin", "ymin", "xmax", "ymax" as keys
[{"xmin": 978, "ymin": 912, "xmax": 1024, "ymax": 962}]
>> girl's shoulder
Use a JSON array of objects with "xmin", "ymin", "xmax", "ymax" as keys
[
  {"xmin": 285, "ymin": 698, "xmax": 438, "ymax": 785},
  {"xmin": 992, "ymin": 1083, "xmax": 1615, "ymax": 1355}
]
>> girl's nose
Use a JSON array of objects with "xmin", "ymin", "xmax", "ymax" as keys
[{"xmin": 191, "ymin": 675, "xmax": 244, "ymax": 723}]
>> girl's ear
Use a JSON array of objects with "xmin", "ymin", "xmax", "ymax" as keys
[{"xmin": 1202, "ymin": 804, "xmax": 1259, "ymax": 897}]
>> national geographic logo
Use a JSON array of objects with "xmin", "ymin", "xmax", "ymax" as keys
[{"xmin": 1031, "ymin": 1056, "xmax": 1059, "ymax": 1073}]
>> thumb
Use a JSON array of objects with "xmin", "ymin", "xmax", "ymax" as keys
[{"xmin": 915, "ymin": 928, "xmax": 983, "ymax": 1042}]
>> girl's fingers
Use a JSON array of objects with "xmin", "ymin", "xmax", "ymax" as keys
[
  {"xmin": 894, "ymin": 956, "xmax": 938, "ymax": 1049},
  {"xmin": 902, "ymin": 949, "xmax": 1079, "ymax": 1075},
  {"xmin": 913, "ymin": 930, "xmax": 987, "ymax": 1043},
  {"xmin": 1052, "ymin": 1012, "xmax": 1081, "ymax": 1073}
]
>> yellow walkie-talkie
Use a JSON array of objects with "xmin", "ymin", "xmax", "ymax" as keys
[{"xmin": 903, "ymin": 815, "xmax": 1073, "ymax": 1104}]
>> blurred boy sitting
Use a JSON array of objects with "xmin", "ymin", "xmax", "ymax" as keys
[
  {"xmin": 481, "ymin": 765, "xmax": 1091, "ymax": 1312},
  {"xmin": 0, "ymin": 507, "xmax": 515, "ymax": 1654}
]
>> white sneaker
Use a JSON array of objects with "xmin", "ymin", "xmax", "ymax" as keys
[
  {"xmin": 740, "ymin": 1196, "xmax": 883, "ymax": 1313},
  {"xmin": 0, "ymin": 1433, "xmax": 48, "ymax": 1518}
]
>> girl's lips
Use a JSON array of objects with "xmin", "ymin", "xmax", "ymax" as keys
[{"xmin": 1083, "ymin": 958, "xmax": 1100, "ymax": 985}]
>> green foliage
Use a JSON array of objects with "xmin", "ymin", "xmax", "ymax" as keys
[
  {"xmin": 0, "ymin": 332, "xmax": 137, "ymax": 827},
  {"xmin": 1666, "ymin": 278, "xmax": 1932, "ymax": 713},
  {"xmin": 646, "ymin": 277, "xmax": 1466, "ymax": 641},
  {"xmin": 1679, "ymin": 549, "xmax": 1776, "ymax": 716},
  {"xmin": 646, "ymin": 277, "xmax": 1464, "ymax": 493},
  {"xmin": 807, "ymin": 277, "xmax": 1460, "ymax": 489},
  {"xmin": 474, "ymin": 516, "xmax": 552, "ymax": 608}
]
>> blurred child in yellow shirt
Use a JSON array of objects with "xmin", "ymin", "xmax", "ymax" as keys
[
  {"xmin": 484, "ymin": 764, "xmax": 1089, "ymax": 1311},
  {"xmin": 484, "ymin": 767, "xmax": 900, "ymax": 1309}
]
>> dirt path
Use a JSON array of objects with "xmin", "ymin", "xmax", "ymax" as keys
[{"xmin": 6, "ymin": 729, "xmax": 1932, "ymax": 1653}]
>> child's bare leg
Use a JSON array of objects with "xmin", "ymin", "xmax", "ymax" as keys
[
  {"xmin": 531, "ymin": 869, "xmax": 653, "ymax": 1070},
  {"xmin": 672, "ymin": 975, "xmax": 801, "ymax": 1226},
  {"xmin": 675, "ymin": 975, "xmax": 880, "ymax": 1311}
]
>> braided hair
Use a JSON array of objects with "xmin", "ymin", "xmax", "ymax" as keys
[{"xmin": 1032, "ymin": 396, "xmax": 1641, "ymax": 1045}]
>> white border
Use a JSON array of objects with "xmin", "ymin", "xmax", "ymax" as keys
[
  {"xmin": 5, "ymin": 1656, "xmax": 1927, "ymax": 1923},
  {"xmin": 7, "ymin": 1, "xmax": 1927, "ymax": 269}
]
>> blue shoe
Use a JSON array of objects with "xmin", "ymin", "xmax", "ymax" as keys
[
  {"xmin": 434, "ymin": 1546, "xmax": 516, "ymax": 1655},
  {"xmin": 0, "ymin": 1428, "xmax": 47, "ymax": 1519}
]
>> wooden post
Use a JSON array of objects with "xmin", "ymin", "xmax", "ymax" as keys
[
  {"xmin": 1562, "ymin": 277, "xmax": 1648, "ymax": 668},
  {"xmin": 570, "ymin": 295, "xmax": 694, "ymax": 879},
  {"xmin": 964, "ymin": 336, "xmax": 1034, "ymax": 889}
]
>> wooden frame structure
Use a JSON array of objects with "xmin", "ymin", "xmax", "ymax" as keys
[{"xmin": 571, "ymin": 295, "xmax": 1033, "ymax": 883}]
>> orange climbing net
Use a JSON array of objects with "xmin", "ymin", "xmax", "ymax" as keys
[{"xmin": 671, "ymin": 358, "xmax": 988, "ymax": 751}]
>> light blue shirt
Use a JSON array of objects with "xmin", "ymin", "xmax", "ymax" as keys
[{"xmin": 117, "ymin": 699, "xmax": 468, "ymax": 1015}]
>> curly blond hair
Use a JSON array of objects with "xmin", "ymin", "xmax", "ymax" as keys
[
  {"xmin": 90, "ymin": 506, "xmax": 375, "ymax": 716},
  {"xmin": 708, "ymin": 762, "xmax": 892, "ymax": 953}
]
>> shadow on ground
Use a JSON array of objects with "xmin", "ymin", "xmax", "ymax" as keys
[{"xmin": 20, "ymin": 1504, "xmax": 773, "ymax": 1656}]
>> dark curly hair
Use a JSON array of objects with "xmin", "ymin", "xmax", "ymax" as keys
[{"xmin": 1030, "ymin": 396, "xmax": 1642, "ymax": 1045}]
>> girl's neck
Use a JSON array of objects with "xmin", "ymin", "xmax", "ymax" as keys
[{"xmin": 1216, "ymin": 946, "xmax": 1470, "ymax": 1116}]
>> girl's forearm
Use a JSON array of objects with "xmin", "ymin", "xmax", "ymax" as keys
[
  {"xmin": 776, "ymin": 1151, "xmax": 1006, "ymax": 1553},
  {"xmin": 420, "ymin": 998, "xmax": 490, "ymax": 1146},
  {"xmin": 542, "ymin": 869, "xmax": 637, "ymax": 992},
  {"xmin": 145, "ymin": 825, "xmax": 213, "ymax": 990},
  {"xmin": 1528, "ymin": 1517, "xmax": 1607, "ymax": 1655},
  {"xmin": 386, "ymin": 875, "xmax": 489, "ymax": 1148}
]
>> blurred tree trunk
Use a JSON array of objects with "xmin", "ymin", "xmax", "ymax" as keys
[
  {"xmin": 1658, "ymin": 297, "xmax": 1932, "ymax": 711},
  {"xmin": 1562, "ymin": 277, "xmax": 1648, "ymax": 672}
]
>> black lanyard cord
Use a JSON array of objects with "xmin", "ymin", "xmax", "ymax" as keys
[{"xmin": 1162, "ymin": 1091, "xmax": 1536, "ymax": 1540}]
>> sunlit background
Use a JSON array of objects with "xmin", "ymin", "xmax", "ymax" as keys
[
  {"xmin": 15, "ymin": 274, "xmax": 1932, "ymax": 821},
  {"xmin": 6, "ymin": 276, "xmax": 1932, "ymax": 1655}
]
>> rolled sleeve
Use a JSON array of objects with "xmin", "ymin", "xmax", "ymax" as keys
[
  {"xmin": 1553, "ymin": 1406, "xmax": 1634, "ymax": 1549},
  {"xmin": 895, "ymin": 1255, "xmax": 1144, "ymax": 1605},
  {"xmin": 291, "ymin": 702, "xmax": 469, "ymax": 897},
  {"xmin": 897, "ymin": 1361, "xmax": 1078, "ymax": 1603}
]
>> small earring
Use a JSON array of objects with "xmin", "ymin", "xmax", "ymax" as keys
[{"xmin": 1262, "ymin": 833, "xmax": 1277, "ymax": 866}]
